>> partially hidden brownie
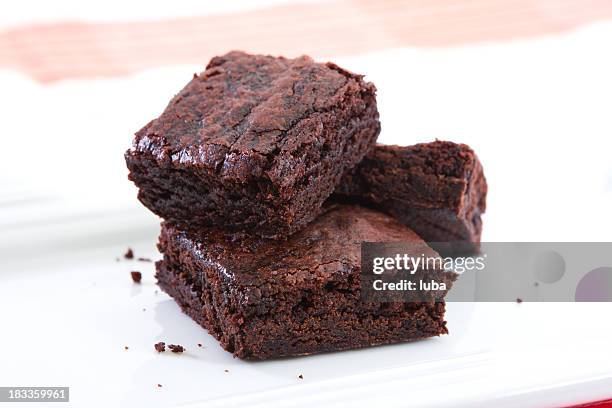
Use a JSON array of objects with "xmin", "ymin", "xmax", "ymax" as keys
[
  {"xmin": 126, "ymin": 51, "xmax": 380, "ymax": 239},
  {"xmin": 156, "ymin": 204, "xmax": 456, "ymax": 360},
  {"xmin": 334, "ymin": 141, "xmax": 487, "ymax": 254}
]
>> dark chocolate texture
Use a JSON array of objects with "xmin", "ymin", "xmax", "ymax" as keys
[
  {"xmin": 126, "ymin": 51, "xmax": 380, "ymax": 239},
  {"xmin": 156, "ymin": 204, "xmax": 455, "ymax": 360},
  {"xmin": 334, "ymin": 141, "xmax": 487, "ymax": 254}
]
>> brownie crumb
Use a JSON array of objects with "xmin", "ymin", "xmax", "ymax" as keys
[
  {"xmin": 197, "ymin": 343, "xmax": 202, "ymax": 347},
  {"xmin": 516, "ymin": 298, "xmax": 523, "ymax": 303},
  {"xmin": 298, "ymin": 374, "xmax": 304, "ymax": 379},
  {"xmin": 138, "ymin": 257, "xmax": 152, "ymax": 262},
  {"xmin": 131, "ymin": 271, "xmax": 142, "ymax": 283},
  {"xmin": 154, "ymin": 342, "xmax": 166, "ymax": 353},
  {"xmin": 168, "ymin": 344, "xmax": 185, "ymax": 353},
  {"xmin": 124, "ymin": 248, "xmax": 134, "ymax": 259},
  {"xmin": 157, "ymin": 384, "xmax": 162, "ymax": 388},
  {"xmin": 124, "ymin": 346, "xmax": 129, "ymax": 350}
]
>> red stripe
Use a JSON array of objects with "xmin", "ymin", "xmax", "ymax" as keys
[
  {"xmin": 569, "ymin": 399, "xmax": 612, "ymax": 408},
  {"xmin": 1, "ymin": 0, "xmax": 612, "ymax": 82}
]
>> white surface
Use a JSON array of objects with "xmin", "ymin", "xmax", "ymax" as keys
[{"xmin": 1, "ymin": 20, "xmax": 612, "ymax": 408}]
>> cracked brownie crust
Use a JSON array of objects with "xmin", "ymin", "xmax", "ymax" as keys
[
  {"xmin": 156, "ymin": 204, "xmax": 453, "ymax": 360},
  {"xmin": 334, "ymin": 141, "xmax": 487, "ymax": 254},
  {"xmin": 126, "ymin": 51, "xmax": 380, "ymax": 239}
]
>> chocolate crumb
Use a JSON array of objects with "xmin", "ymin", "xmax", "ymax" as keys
[
  {"xmin": 168, "ymin": 344, "xmax": 185, "ymax": 353},
  {"xmin": 124, "ymin": 248, "xmax": 134, "ymax": 259},
  {"xmin": 224, "ymin": 369, "xmax": 229, "ymax": 373},
  {"xmin": 516, "ymin": 298, "xmax": 523, "ymax": 303},
  {"xmin": 197, "ymin": 343, "xmax": 202, "ymax": 347},
  {"xmin": 154, "ymin": 342, "xmax": 166, "ymax": 352},
  {"xmin": 298, "ymin": 374, "xmax": 303, "ymax": 379},
  {"xmin": 138, "ymin": 257, "xmax": 152, "ymax": 262},
  {"xmin": 124, "ymin": 346, "xmax": 129, "ymax": 350},
  {"xmin": 157, "ymin": 384, "xmax": 162, "ymax": 388},
  {"xmin": 131, "ymin": 271, "xmax": 142, "ymax": 283}
]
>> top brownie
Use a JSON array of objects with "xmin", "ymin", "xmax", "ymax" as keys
[{"xmin": 125, "ymin": 51, "xmax": 380, "ymax": 239}]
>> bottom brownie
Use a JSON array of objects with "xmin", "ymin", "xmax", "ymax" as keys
[{"xmin": 156, "ymin": 204, "xmax": 453, "ymax": 360}]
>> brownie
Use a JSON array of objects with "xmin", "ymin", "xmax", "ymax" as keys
[
  {"xmin": 334, "ymin": 141, "xmax": 487, "ymax": 254},
  {"xmin": 156, "ymin": 204, "xmax": 456, "ymax": 360},
  {"xmin": 168, "ymin": 344, "xmax": 185, "ymax": 353},
  {"xmin": 130, "ymin": 271, "xmax": 142, "ymax": 283},
  {"xmin": 125, "ymin": 51, "xmax": 380, "ymax": 239}
]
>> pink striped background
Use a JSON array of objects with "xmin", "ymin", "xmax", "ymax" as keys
[{"xmin": 1, "ymin": 0, "xmax": 611, "ymax": 82}]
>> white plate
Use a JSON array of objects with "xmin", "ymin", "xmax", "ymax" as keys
[{"xmin": 1, "ymin": 212, "xmax": 612, "ymax": 407}]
